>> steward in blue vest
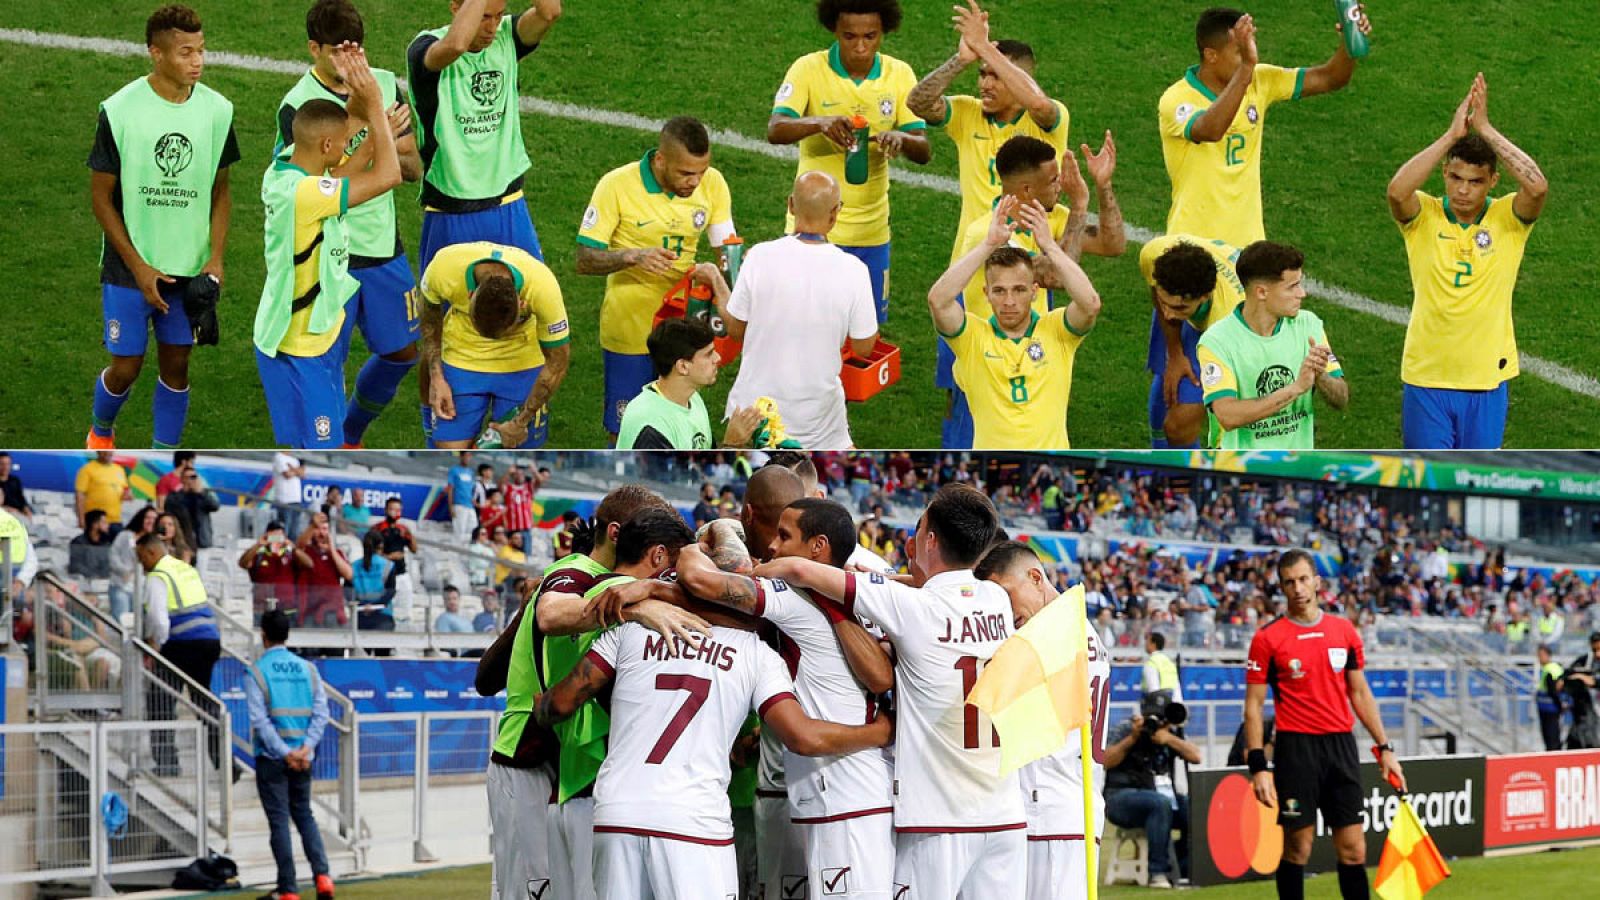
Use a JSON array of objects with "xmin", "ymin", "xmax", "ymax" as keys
[{"xmin": 246, "ymin": 609, "xmax": 333, "ymax": 900}]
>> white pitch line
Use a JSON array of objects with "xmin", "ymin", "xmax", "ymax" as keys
[{"xmin": 9, "ymin": 26, "xmax": 1599, "ymax": 401}]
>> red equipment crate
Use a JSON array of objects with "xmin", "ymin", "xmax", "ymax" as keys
[{"xmin": 840, "ymin": 339, "xmax": 900, "ymax": 402}]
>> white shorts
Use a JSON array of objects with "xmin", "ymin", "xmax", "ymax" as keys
[
  {"xmin": 593, "ymin": 830, "xmax": 739, "ymax": 900},
  {"xmin": 549, "ymin": 796, "xmax": 597, "ymax": 900},
  {"xmin": 799, "ymin": 812, "xmax": 894, "ymax": 898},
  {"xmin": 488, "ymin": 762, "xmax": 552, "ymax": 900},
  {"xmin": 755, "ymin": 795, "xmax": 806, "ymax": 900},
  {"xmin": 892, "ymin": 830, "xmax": 1026, "ymax": 900},
  {"xmin": 1025, "ymin": 837, "xmax": 1099, "ymax": 900},
  {"xmin": 452, "ymin": 503, "xmax": 477, "ymax": 544}
]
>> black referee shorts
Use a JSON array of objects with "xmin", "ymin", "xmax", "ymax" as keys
[{"xmin": 1272, "ymin": 730, "xmax": 1363, "ymax": 830}]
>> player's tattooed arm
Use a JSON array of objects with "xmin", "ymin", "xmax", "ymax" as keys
[
  {"xmin": 676, "ymin": 544, "xmax": 761, "ymax": 614},
  {"xmin": 1079, "ymin": 132, "xmax": 1126, "ymax": 259},
  {"xmin": 419, "ymin": 300, "xmax": 446, "ymax": 382},
  {"xmin": 574, "ymin": 244, "xmax": 674, "ymax": 277},
  {"xmin": 907, "ymin": 53, "xmax": 967, "ymax": 124},
  {"xmin": 1469, "ymin": 74, "xmax": 1547, "ymax": 222},
  {"xmin": 500, "ymin": 343, "xmax": 569, "ymax": 445},
  {"xmin": 534, "ymin": 652, "xmax": 612, "ymax": 726}
]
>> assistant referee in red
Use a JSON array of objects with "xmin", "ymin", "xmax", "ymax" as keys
[{"xmin": 1243, "ymin": 550, "xmax": 1406, "ymax": 900}]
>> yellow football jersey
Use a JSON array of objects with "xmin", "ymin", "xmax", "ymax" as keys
[
  {"xmin": 772, "ymin": 44, "xmax": 924, "ymax": 247},
  {"xmin": 945, "ymin": 308, "xmax": 1089, "ymax": 449},
  {"xmin": 420, "ymin": 242, "xmax": 570, "ymax": 374},
  {"xmin": 1158, "ymin": 64, "xmax": 1303, "ymax": 248},
  {"xmin": 937, "ymin": 95, "xmax": 1070, "ymax": 260},
  {"xmin": 578, "ymin": 152, "xmax": 733, "ymax": 355},
  {"xmin": 278, "ymin": 175, "xmax": 349, "ymax": 358},
  {"xmin": 954, "ymin": 202, "xmax": 1068, "ymax": 319},
  {"xmin": 1399, "ymin": 192, "xmax": 1533, "ymax": 390},
  {"xmin": 1138, "ymin": 233, "xmax": 1245, "ymax": 331}
]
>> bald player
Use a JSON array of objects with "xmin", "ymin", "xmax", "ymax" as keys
[{"xmin": 722, "ymin": 172, "xmax": 879, "ymax": 449}]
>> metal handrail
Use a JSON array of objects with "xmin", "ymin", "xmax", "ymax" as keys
[{"xmin": 34, "ymin": 570, "xmax": 235, "ymax": 849}]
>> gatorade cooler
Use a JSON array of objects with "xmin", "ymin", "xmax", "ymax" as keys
[
  {"xmin": 840, "ymin": 339, "xmax": 900, "ymax": 402},
  {"xmin": 652, "ymin": 272, "xmax": 742, "ymax": 361}
]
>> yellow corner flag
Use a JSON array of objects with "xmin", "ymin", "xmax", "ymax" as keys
[
  {"xmin": 966, "ymin": 583, "xmax": 1090, "ymax": 777},
  {"xmin": 1374, "ymin": 795, "xmax": 1451, "ymax": 900}
]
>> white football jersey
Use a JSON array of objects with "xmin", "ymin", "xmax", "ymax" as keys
[
  {"xmin": 1021, "ymin": 624, "xmax": 1112, "ymax": 838},
  {"xmin": 846, "ymin": 569, "xmax": 1025, "ymax": 832},
  {"xmin": 754, "ymin": 577, "xmax": 893, "ymax": 822},
  {"xmin": 847, "ymin": 544, "xmax": 895, "ymax": 575},
  {"xmin": 589, "ymin": 623, "xmax": 796, "ymax": 842}
]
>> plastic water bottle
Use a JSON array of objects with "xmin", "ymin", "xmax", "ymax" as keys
[
  {"xmin": 476, "ymin": 406, "xmax": 521, "ymax": 449},
  {"xmin": 844, "ymin": 115, "xmax": 870, "ymax": 185},
  {"xmin": 1333, "ymin": 0, "xmax": 1370, "ymax": 58},
  {"xmin": 721, "ymin": 236, "xmax": 745, "ymax": 286}
]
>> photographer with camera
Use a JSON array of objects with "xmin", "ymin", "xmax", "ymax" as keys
[
  {"xmin": 1103, "ymin": 693, "xmax": 1200, "ymax": 889},
  {"xmin": 1562, "ymin": 632, "xmax": 1600, "ymax": 749}
]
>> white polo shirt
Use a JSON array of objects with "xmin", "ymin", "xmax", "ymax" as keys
[{"xmin": 725, "ymin": 235, "xmax": 878, "ymax": 450}]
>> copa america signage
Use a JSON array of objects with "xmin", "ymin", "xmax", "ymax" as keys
[{"xmin": 1189, "ymin": 755, "xmax": 1485, "ymax": 885}]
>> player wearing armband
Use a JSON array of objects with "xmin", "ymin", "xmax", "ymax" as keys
[{"xmin": 576, "ymin": 118, "xmax": 736, "ymax": 441}]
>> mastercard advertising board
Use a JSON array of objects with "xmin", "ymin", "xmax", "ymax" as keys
[{"xmin": 1188, "ymin": 755, "xmax": 1485, "ymax": 885}]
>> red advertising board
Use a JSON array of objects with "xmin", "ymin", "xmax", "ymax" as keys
[{"xmin": 1484, "ymin": 750, "xmax": 1600, "ymax": 849}]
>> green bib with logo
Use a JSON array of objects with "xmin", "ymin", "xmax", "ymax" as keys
[
  {"xmin": 411, "ymin": 17, "xmax": 530, "ymax": 202},
  {"xmin": 255, "ymin": 161, "xmax": 357, "ymax": 355},
  {"xmin": 276, "ymin": 69, "xmax": 401, "ymax": 259},
  {"xmin": 492, "ymin": 553, "xmax": 612, "ymax": 759},
  {"xmin": 543, "ymin": 574, "xmax": 631, "ymax": 802},
  {"xmin": 100, "ymin": 78, "xmax": 234, "ymax": 277}
]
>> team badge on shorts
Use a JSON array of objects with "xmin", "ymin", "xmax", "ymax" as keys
[
  {"xmin": 526, "ymin": 878, "xmax": 550, "ymax": 899},
  {"xmin": 1246, "ymin": 104, "xmax": 1259, "ymax": 124},
  {"xmin": 314, "ymin": 416, "xmax": 333, "ymax": 440},
  {"xmin": 108, "ymin": 319, "xmax": 122, "ymax": 342},
  {"xmin": 1475, "ymin": 230, "xmax": 1493, "ymax": 250},
  {"xmin": 615, "ymin": 399, "xmax": 629, "ymax": 422},
  {"xmin": 821, "ymin": 867, "xmax": 851, "ymax": 895},
  {"xmin": 1027, "ymin": 340, "xmax": 1044, "ymax": 362},
  {"xmin": 693, "ymin": 209, "xmax": 707, "ymax": 229},
  {"xmin": 1283, "ymin": 797, "xmax": 1301, "ymax": 818},
  {"xmin": 879, "ymin": 97, "xmax": 894, "ymax": 118}
]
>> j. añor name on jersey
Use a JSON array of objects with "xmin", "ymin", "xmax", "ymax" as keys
[{"xmin": 937, "ymin": 612, "xmax": 1010, "ymax": 644}]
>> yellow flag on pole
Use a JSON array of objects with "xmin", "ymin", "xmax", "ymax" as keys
[
  {"xmin": 1374, "ymin": 796, "xmax": 1451, "ymax": 900},
  {"xmin": 966, "ymin": 584, "xmax": 1091, "ymax": 776}
]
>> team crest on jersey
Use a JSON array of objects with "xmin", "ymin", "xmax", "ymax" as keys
[
  {"xmin": 471, "ymin": 70, "xmax": 505, "ymax": 106},
  {"xmin": 1174, "ymin": 103, "xmax": 1195, "ymax": 124},
  {"xmin": 153, "ymin": 132, "xmax": 194, "ymax": 178},
  {"xmin": 314, "ymin": 416, "xmax": 333, "ymax": 440},
  {"xmin": 107, "ymin": 319, "xmax": 122, "ymax": 342},
  {"xmin": 1287, "ymin": 657, "xmax": 1304, "ymax": 679},
  {"xmin": 1245, "ymin": 104, "xmax": 1259, "ymax": 124},
  {"xmin": 1026, "ymin": 340, "xmax": 1044, "ymax": 362},
  {"xmin": 1328, "ymin": 647, "xmax": 1348, "ymax": 670},
  {"xmin": 879, "ymin": 96, "xmax": 894, "ymax": 118},
  {"xmin": 525, "ymin": 877, "xmax": 550, "ymax": 899},
  {"xmin": 1475, "ymin": 230, "xmax": 1493, "ymax": 250},
  {"xmin": 693, "ymin": 209, "xmax": 707, "ymax": 229},
  {"xmin": 1201, "ymin": 362, "xmax": 1223, "ymax": 388},
  {"xmin": 1255, "ymin": 364, "xmax": 1295, "ymax": 396}
]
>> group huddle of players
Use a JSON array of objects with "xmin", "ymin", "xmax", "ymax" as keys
[
  {"xmin": 85, "ymin": 0, "xmax": 1545, "ymax": 452},
  {"xmin": 476, "ymin": 455, "xmax": 1112, "ymax": 899}
]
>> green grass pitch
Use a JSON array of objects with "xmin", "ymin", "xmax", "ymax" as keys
[
  {"xmin": 1, "ymin": 0, "xmax": 1595, "ymax": 448},
  {"xmin": 170, "ymin": 845, "xmax": 1600, "ymax": 898}
]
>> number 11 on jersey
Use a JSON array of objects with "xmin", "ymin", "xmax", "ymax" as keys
[{"xmin": 955, "ymin": 656, "xmax": 1001, "ymax": 750}]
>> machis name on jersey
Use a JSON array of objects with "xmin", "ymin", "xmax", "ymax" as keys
[
  {"xmin": 937, "ymin": 611, "xmax": 1011, "ymax": 644},
  {"xmin": 642, "ymin": 632, "xmax": 738, "ymax": 672}
]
